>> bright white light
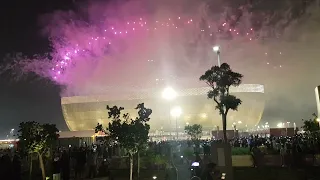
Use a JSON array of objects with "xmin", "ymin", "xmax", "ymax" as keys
[
  {"xmin": 277, "ymin": 123, "xmax": 284, "ymax": 128},
  {"xmin": 171, "ymin": 106, "xmax": 182, "ymax": 117},
  {"xmin": 162, "ymin": 87, "xmax": 177, "ymax": 100},
  {"xmin": 317, "ymin": 118, "xmax": 320, "ymax": 122},
  {"xmin": 191, "ymin": 162, "xmax": 200, "ymax": 167},
  {"xmin": 200, "ymin": 113, "xmax": 207, "ymax": 119},
  {"xmin": 213, "ymin": 46, "xmax": 220, "ymax": 52},
  {"xmin": 152, "ymin": 176, "xmax": 157, "ymax": 179},
  {"xmin": 237, "ymin": 121, "xmax": 242, "ymax": 124}
]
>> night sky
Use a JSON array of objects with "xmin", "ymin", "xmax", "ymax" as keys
[{"xmin": 0, "ymin": 0, "xmax": 79, "ymax": 138}]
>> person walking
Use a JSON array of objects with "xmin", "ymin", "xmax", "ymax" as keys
[
  {"xmin": 87, "ymin": 150, "xmax": 98, "ymax": 179},
  {"xmin": 52, "ymin": 152, "xmax": 61, "ymax": 180},
  {"xmin": 280, "ymin": 144, "xmax": 286, "ymax": 167},
  {"xmin": 61, "ymin": 150, "xmax": 70, "ymax": 180}
]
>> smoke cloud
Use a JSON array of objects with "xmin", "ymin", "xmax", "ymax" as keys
[{"xmin": 2, "ymin": 0, "xmax": 320, "ymax": 126}]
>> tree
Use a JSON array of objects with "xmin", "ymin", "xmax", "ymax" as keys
[
  {"xmin": 302, "ymin": 113, "xmax": 320, "ymax": 132},
  {"xmin": 17, "ymin": 121, "xmax": 59, "ymax": 180},
  {"xmin": 184, "ymin": 124, "xmax": 202, "ymax": 153},
  {"xmin": 106, "ymin": 103, "xmax": 152, "ymax": 180},
  {"xmin": 200, "ymin": 63, "xmax": 243, "ymax": 142},
  {"xmin": 95, "ymin": 123, "xmax": 112, "ymax": 147}
]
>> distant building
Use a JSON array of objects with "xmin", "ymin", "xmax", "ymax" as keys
[
  {"xmin": 269, "ymin": 128, "xmax": 295, "ymax": 137},
  {"xmin": 0, "ymin": 139, "xmax": 18, "ymax": 149},
  {"xmin": 57, "ymin": 130, "xmax": 97, "ymax": 147}
]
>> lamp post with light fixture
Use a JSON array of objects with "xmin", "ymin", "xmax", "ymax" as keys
[
  {"xmin": 171, "ymin": 106, "xmax": 182, "ymax": 140},
  {"xmin": 162, "ymin": 87, "xmax": 177, "ymax": 139},
  {"xmin": 212, "ymin": 45, "xmax": 221, "ymax": 135},
  {"xmin": 213, "ymin": 46, "xmax": 221, "ymax": 66}
]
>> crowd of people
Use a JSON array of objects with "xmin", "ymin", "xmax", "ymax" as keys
[
  {"xmin": 0, "ymin": 145, "xmax": 113, "ymax": 180},
  {"xmin": 0, "ymin": 141, "xmax": 172, "ymax": 180},
  {"xmin": 51, "ymin": 145, "xmax": 115, "ymax": 180},
  {"xmin": 0, "ymin": 149, "xmax": 22, "ymax": 180},
  {"xmin": 1, "ymin": 133, "xmax": 320, "ymax": 180}
]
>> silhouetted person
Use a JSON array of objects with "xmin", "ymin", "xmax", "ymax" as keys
[
  {"xmin": 75, "ymin": 148, "xmax": 86, "ymax": 179},
  {"xmin": 201, "ymin": 163, "xmax": 220, "ymax": 180},
  {"xmin": 87, "ymin": 150, "xmax": 97, "ymax": 179},
  {"xmin": 12, "ymin": 154, "xmax": 21, "ymax": 180},
  {"xmin": 1, "ymin": 154, "xmax": 12, "ymax": 180},
  {"xmin": 0, "ymin": 154, "xmax": 12, "ymax": 179},
  {"xmin": 61, "ymin": 150, "xmax": 70, "ymax": 180},
  {"xmin": 52, "ymin": 153, "xmax": 61, "ymax": 180},
  {"xmin": 251, "ymin": 146, "xmax": 260, "ymax": 167}
]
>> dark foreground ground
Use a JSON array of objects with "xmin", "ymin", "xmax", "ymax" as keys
[
  {"xmin": 90, "ymin": 167, "xmax": 320, "ymax": 180},
  {"xmin": 234, "ymin": 167, "xmax": 320, "ymax": 180},
  {"xmin": 23, "ymin": 166, "xmax": 320, "ymax": 180}
]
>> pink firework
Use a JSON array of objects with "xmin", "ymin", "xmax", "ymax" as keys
[
  {"xmin": 49, "ymin": 16, "xmax": 256, "ymax": 83},
  {"xmin": 4, "ymin": 0, "xmax": 317, "ymax": 96}
]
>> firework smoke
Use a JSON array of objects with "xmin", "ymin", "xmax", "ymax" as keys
[{"xmin": 1, "ymin": 0, "xmax": 320, "ymax": 121}]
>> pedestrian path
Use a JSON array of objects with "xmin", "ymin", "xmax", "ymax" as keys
[{"xmin": 173, "ymin": 159, "xmax": 190, "ymax": 180}]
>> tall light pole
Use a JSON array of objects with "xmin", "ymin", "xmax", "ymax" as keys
[
  {"xmin": 10, "ymin": 129, "xmax": 14, "ymax": 139},
  {"xmin": 171, "ymin": 106, "xmax": 182, "ymax": 140},
  {"xmin": 162, "ymin": 87, "xmax": 177, "ymax": 139},
  {"xmin": 212, "ymin": 45, "xmax": 221, "ymax": 136},
  {"xmin": 213, "ymin": 46, "xmax": 221, "ymax": 66}
]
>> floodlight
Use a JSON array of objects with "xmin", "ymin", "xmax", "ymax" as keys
[
  {"xmin": 162, "ymin": 87, "xmax": 177, "ymax": 100},
  {"xmin": 171, "ymin": 106, "xmax": 182, "ymax": 117},
  {"xmin": 213, "ymin": 46, "xmax": 220, "ymax": 52}
]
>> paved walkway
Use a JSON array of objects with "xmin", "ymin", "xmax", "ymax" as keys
[{"xmin": 173, "ymin": 158, "xmax": 190, "ymax": 180}]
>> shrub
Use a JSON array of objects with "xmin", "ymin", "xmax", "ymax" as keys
[{"xmin": 232, "ymin": 147, "xmax": 251, "ymax": 155}]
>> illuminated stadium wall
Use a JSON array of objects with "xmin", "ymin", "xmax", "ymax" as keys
[{"xmin": 61, "ymin": 84, "xmax": 265, "ymax": 131}]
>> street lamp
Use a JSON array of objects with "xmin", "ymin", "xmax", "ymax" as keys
[
  {"xmin": 10, "ymin": 129, "xmax": 15, "ymax": 139},
  {"xmin": 162, "ymin": 87, "xmax": 177, "ymax": 139},
  {"xmin": 201, "ymin": 113, "xmax": 207, "ymax": 119},
  {"xmin": 212, "ymin": 45, "xmax": 221, "ymax": 66},
  {"xmin": 162, "ymin": 87, "xmax": 177, "ymax": 100},
  {"xmin": 171, "ymin": 106, "xmax": 182, "ymax": 140}
]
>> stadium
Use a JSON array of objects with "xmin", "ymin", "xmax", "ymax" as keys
[{"xmin": 61, "ymin": 83, "xmax": 265, "ymax": 134}]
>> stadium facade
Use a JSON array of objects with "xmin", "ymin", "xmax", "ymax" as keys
[{"xmin": 61, "ymin": 84, "xmax": 265, "ymax": 132}]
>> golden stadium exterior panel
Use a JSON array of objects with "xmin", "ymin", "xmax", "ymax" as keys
[{"xmin": 61, "ymin": 84, "xmax": 265, "ymax": 131}]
